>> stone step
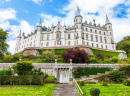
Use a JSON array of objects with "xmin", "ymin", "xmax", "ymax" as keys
[{"xmin": 53, "ymin": 84, "xmax": 79, "ymax": 96}]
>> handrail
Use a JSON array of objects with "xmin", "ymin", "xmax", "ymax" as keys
[{"xmin": 73, "ymin": 78, "xmax": 84, "ymax": 96}]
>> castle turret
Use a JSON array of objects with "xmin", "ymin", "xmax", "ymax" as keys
[
  {"xmin": 105, "ymin": 14, "xmax": 112, "ymax": 30},
  {"xmin": 15, "ymin": 31, "xmax": 21, "ymax": 53},
  {"xmin": 37, "ymin": 19, "xmax": 42, "ymax": 47},
  {"xmin": 75, "ymin": 6, "xmax": 83, "ymax": 45}
]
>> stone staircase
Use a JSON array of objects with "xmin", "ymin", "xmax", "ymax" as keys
[{"xmin": 53, "ymin": 84, "xmax": 79, "ymax": 96}]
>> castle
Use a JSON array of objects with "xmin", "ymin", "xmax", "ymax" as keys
[{"xmin": 15, "ymin": 6, "xmax": 116, "ymax": 54}]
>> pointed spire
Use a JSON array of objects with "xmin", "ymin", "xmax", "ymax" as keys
[
  {"xmin": 84, "ymin": 20, "xmax": 87, "ymax": 25},
  {"xmin": 105, "ymin": 14, "xmax": 111, "ymax": 24},
  {"xmin": 64, "ymin": 22, "xmax": 66, "ymax": 27},
  {"xmin": 18, "ymin": 30, "xmax": 21, "ymax": 38},
  {"xmin": 52, "ymin": 23, "xmax": 54, "ymax": 27},
  {"xmin": 76, "ymin": 5, "xmax": 81, "ymax": 16},
  {"xmin": 39, "ymin": 18, "xmax": 42, "ymax": 26}
]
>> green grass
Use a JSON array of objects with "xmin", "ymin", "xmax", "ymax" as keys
[
  {"xmin": 0, "ymin": 84, "xmax": 55, "ymax": 96},
  {"xmin": 80, "ymin": 84, "xmax": 130, "ymax": 96},
  {"xmin": 91, "ymin": 48, "xmax": 120, "ymax": 57},
  {"xmin": 37, "ymin": 49, "xmax": 67, "ymax": 55}
]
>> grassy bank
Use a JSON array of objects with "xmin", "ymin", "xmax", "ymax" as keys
[
  {"xmin": 90, "ymin": 48, "xmax": 120, "ymax": 57},
  {"xmin": 80, "ymin": 84, "xmax": 130, "ymax": 96},
  {"xmin": 0, "ymin": 84, "xmax": 55, "ymax": 96}
]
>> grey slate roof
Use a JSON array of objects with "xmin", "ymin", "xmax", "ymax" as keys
[{"xmin": 105, "ymin": 15, "xmax": 111, "ymax": 24}]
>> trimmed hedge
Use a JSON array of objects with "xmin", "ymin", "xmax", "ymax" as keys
[
  {"xmin": 0, "ymin": 75, "xmax": 44, "ymax": 85},
  {"xmin": 73, "ymin": 67, "xmax": 111, "ymax": 78},
  {"xmin": 91, "ymin": 48, "xmax": 120, "ymax": 57},
  {"xmin": 0, "ymin": 69, "xmax": 11, "ymax": 75}
]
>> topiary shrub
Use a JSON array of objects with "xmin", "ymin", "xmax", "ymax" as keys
[
  {"xmin": 101, "ymin": 81, "xmax": 108, "ymax": 86},
  {"xmin": 13, "ymin": 61, "xmax": 33, "ymax": 75},
  {"xmin": 110, "ymin": 56, "xmax": 119, "ymax": 63},
  {"xmin": 90, "ymin": 87, "xmax": 100, "ymax": 96},
  {"xmin": 79, "ymin": 81, "xmax": 85, "ymax": 86},
  {"xmin": 62, "ymin": 47, "xmax": 90, "ymax": 63},
  {"xmin": 123, "ymin": 79, "xmax": 130, "ymax": 86},
  {"xmin": 96, "ymin": 54, "xmax": 104, "ymax": 61}
]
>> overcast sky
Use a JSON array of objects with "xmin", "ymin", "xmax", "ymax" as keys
[{"xmin": 0, "ymin": 0, "xmax": 130, "ymax": 54}]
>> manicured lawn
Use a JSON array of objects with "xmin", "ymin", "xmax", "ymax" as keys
[
  {"xmin": 80, "ymin": 84, "xmax": 130, "ymax": 96},
  {"xmin": 91, "ymin": 48, "xmax": 120, "ymax": 57},
  {"xmin": 0, "ymin": 84, "xmax": 55, "ymax": 96}
]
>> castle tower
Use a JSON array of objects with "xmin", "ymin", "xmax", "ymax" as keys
[
  {"xmin": 37, "ymin": 19, "xmax": 42, "ymax": 47},
  {"xmin": 15, "ymin": 31, "xmax": 21, "ymax": 53},
  {"xmin": 74, "ymin": 6, "xmax": 83, "ymax": 45}
]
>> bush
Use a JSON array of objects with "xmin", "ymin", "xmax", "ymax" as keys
[
  {"xmin": 46, "ymin": 76, "xmax": 55, "ymax": 80},
  {"xmin": 13, "ymin": 61, "xmax": 33, "ymax": 75},
  {"xmin": 0, "ymin": 69, "xmax": 11, "ymax": 75},
  {"xmin": 127, "ymin": 54, "xmax": 130, "ymax": 59},
  {"xmin": 89, "ymin": 57, "xmax": 99, "ymax": 63},
  {"xmin": 96, "ymin": 54, "xmax": 104, "ymax": 61},
  {"xmin": 30, "ymin": 68, "xmax": 44, "ymax": 75},
  {"xmin": 3, "ymin": 55, "xmax": 13, "ymax": 63},
  {"xmin": 78, "ymin": 81, "xmax": 85, "ymax": 86},
  {"xmin": 108, "ymin": 70, "xmax": 126, "ymax": 83},
  {"xmin": 101, "ymin": 81, "xmax": 108, "ymax": 86},
  {"xmin": 123, "ymin": 79, "xmax": 130, "ymax": 86},
  {"xmin": 12, "ymin": 54, "xmax": 20, "ymax": 62},
  {"xmin": 90, "ymin": 87, "xmax": 100, "ymax": 96},
  {"xmin": 57, "ymin": 58, "xmax": 63, "ymax": 63},
  {"xmin": 73, "ymin": 67, "xmax": 84, "ymax": 78},
  {"xmin": 119, "ymin": 65, "xmax": 130, "ymax": 77},
  {"xmin": 62, "ymin": 47, "xmax": 90, "ymax": 63},
  {"xmin": 44, "ymin": 79, "xmax": 57, "ymax": 84},
  {"xmin": 110, "ymin": 56, "xmax": 119, "ymax": 63},
  {"xmin": 102, "ymin": 59, "xmax": 110, "ymax": 63}
]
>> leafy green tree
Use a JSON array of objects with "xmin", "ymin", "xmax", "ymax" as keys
[
  {"xmin": 116, "ymin": 36, "xmax": 130, "ymax": 54},
  {"xmin": 0, "ymin": 29, "xmax": 9, "ymax": 59}
]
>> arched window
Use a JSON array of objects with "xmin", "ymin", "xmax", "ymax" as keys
[
  {"xmin": 86, "ymin": 34, "xmax": 88, "ymax": 40},
  {"xmin": 95, "ymin": 36, "xmax": 98, "ymax": 42},
  {"xmin": 47, "ymin": 35, "xmax": 49, "ymax": 40},
  {"xmin": 57, "ymin": 33, "xmax": 60, "ymax": 38},
  {"xmin": 60, "ymin": 41, "xmax": 62, "ymax": 45},
  {"xmin": 68, "ymin": 34, "xmax": 70, "ymax": 39},
  {"xmin": 91, "ymin": 35, "xmax": 93, "ymax": 41},
  {"xmin": 104, "ymin": 37, "xmax": 107, "ymax": 43},
  {"xmin": 100, "ymin": 36, "xmax": 102, "ymax": 43}
]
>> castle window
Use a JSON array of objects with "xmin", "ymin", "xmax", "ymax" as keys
[
  {"xmin": 96, "ymin": 36, "xmax": 98, "ymax": 42},
  {"xmin": 25, "ymin": 40, "xmax": 26, "ymax": 43},
  {"xmin": 28, "ymin": 39, "xmax": 29, "ymax": 41},
  {"xmin": 97, "ymin": 44, "xmax": 98, "ymax": 48},
  {"xmin": 90, "ymin": 29, "xmax": 92, "ymax": 32},
  {"xmin": 100, "ymin": 37, "xmax": 102, "ymax": 43},
  {"xmin": 101, "ymin": 45, "xmax": 103, "ymax": 48},
  {"xmin": 57, "ymin": 33, "xmax": 60, "ymax": 38},
  {"xmin": 106, "ymin": 45, "xmax": 107, "ymax": 49},
  {"xmin": 104, "ymin": 37, "xmax": 107, "ymax": 43},
  {"xmin": 68, "ymin": 34, "xmax": 70, "ymax": 39},
  {"xmin": 109, "ymin": 26, "xmax": 110, "ymax": 29},
  {"xmin": 41, "ymin": 43, "xmax": 43, "ymax": 46},
  {"xmin": 87, "ymin": 42, "xmax": 89, "ymax": 45},
  {"xmin": 60, "ymin": 41, "xmax": 62, "ymax": 45},
  {"xmin": 47, "ymin": 35, "xmax": 49, "ymax": 40},
  {"xmin": 110, "ymin": 32, "xmax": 111, "ymax": 35},
  {"xmin": 104, "ymin": 32, "xmax": 105, "ymax": 35},
  {"xmin": 112, "ymin": 45, "xmax": 114, "ymax": 49},
  {"xmin": 86, "ymin": 34, "xmax": 88, "ymax": 40},
  {"xmin": 35, "ymin": 35, "xmax": 36, "ymax": 38},
  {"xmin": 82, "ymin": 27, "xmax": 84, "ymax": 31},
  {"xmin": 57, "ymin": 41, "xmax": 59, "ymax": 45},
  {"xmin": 76, "ymin": 19, "xmax": 77, "ymax": 22},
  {"xmin": 92, "ymin": 43, "xmax": 94, "ymax": 47},
  {"xmin": 68, "ymin": 41, "xmax": 70, "ymax": 46},
  {"xmin": 46, "ymin": 42, "xmax": 49, "ymax": 46},
  {"xmin": 76, "ymin": 25, "xmax": 78, "ymax": 29},
  {"xmin": 74, "ymin": 41, "xmax": 76, "ymax": 45},
  {"xmin": 99, "ymin": 31, "xmax": 101, "ymax": 34},
  {"xmin": 55, "ymin": 41, "xmax": 56, "ymax": 45},
  {"xmin": 95, "ymin": 30, "xmax": 97, "ymax": 33},
  {"xmin": 111, "ymin": 38, "xmax": 113, "ymax": 43},
  {"xmin": 42, "ymin": 36, "xmax": 44, "ymax": 40},
  {"xmin": 91, "ymin": 35, "xmax": 93, "ymax": 41},
  {"xmin": 86, "ymin": 28, "xmax": 87, "ymax": 31}
]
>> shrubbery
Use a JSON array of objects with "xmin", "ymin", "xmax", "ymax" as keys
[
  {"xmin": 13, "ymin": 61, "xmax": 33, "ymax": 75},
  {"xmin": 0, "ymin": 75, "xmax": 44, "ymax": 85},
  {"xmin": 123, "ymin": 79, "xmax": 130, "ymax": 86},
  {"xmin": 0, "ymin": 69, "xmax": 11, "ymax": 75},
  {"xmin": 90, "ymin": 87, "xmax": 100, "ymax": 96},
  {"xmin": 101, "ymin": 81, "xmax": 108, "ymax": 86},
  {"xmin": 62, "ymin": 47, "xmax": 90, "ymax": 63},
  {"xmin": 119, "ymin": 65, "xmax": 130, "ymax": 77},
  {"xmin": 96, "ymin": 54, "xmax": 104, "ymax": 61},
  {"xmin": 110, "ymin": 56, "xmax": 119, "ymax": 63}
]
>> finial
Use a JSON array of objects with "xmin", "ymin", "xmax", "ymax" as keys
[{"xmin": 39, "ymin": 18, "xmax": 42, "ymax": 26}]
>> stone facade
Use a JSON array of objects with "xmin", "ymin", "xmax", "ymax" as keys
[{"xmin": 15, "ymin": 6, "xmax": 116, "ymax": 54}]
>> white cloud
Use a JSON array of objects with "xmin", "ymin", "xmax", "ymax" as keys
[
  {"xmin": 0, "ymin": 8, "xmax": 35, "ymax": 54},
  {"xmin": 5, "ymin": 0, "xmax": 11, "ymax": 2},
  {"xmin": 32, "ymin": 0, "xmax": 42, "ymax": 4},
  {"xmin": 40, "ymin": 0, "xmax": 130, "ymax": 43}
]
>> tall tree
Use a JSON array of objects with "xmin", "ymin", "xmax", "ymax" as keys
[
  {"xmin": 0, "ymin": 29, "xmax": 9, "ymax": 59},
  {"xmin": 116, "ymin": 36, "xmax": 130, "ymax": 54}
]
